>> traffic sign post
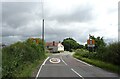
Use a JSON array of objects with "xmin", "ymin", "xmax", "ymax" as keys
[{"xmin": 87, "ymin": 39, "xmax": 95, "ymax": 52}]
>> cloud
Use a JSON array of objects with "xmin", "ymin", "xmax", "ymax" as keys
[
  {"xmin": 2, "ymin": 2, "xmax": 42, "ymax": 37},
  {"xmin": 2, "ymin": 0, "xmax": 119, "ymax": 45},
  {"xmin": 2, "ymin": 2, "xmax": 42, "ymax": 28},
  {"xmin": 46, "ymin": 4, "xmax": 94, "ymax": 23}
]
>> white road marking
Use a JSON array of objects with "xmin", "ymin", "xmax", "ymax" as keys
[
  {"xmin": 42, "ymin": 57, "xmax": 50, "ymax": 65},
  {"xmin": 60, "ymin": 56, "xmax": 68, "ymax": 65},
  {"xmin": 61, "ymin": 55, "xmax": 83, "ymax": 78},
  {"xmin": 74, "ymin": 58, "xmax": 92, "ymax": 66},
  {"xmin": 49, "ymin": 58, "xmax": 61, "ymax": 63},
  {"xmin": 71, "ymin": 68, "xmax": 84, "ymax": 79},
  {"xmin": 35, "ymin": 57, "xmax": 49, "ymax": 79}
]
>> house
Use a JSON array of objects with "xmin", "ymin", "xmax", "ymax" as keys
[{"xmin": 46, "ymin": 41, "xmax": 64, "ymax": 53}]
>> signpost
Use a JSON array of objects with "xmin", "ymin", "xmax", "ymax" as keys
[
  {"xmin": 31, "ymin": 38, "xmax": 40, "ymax": 44},
  {"xmin": 87, "ymin": 39, "xmax": 95, "ymax": 52}
]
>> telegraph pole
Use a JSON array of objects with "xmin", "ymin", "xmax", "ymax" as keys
[
  {"xmin": 41, "ymin": 0, "xmax": 45, "ymax": 51},
  {"xmin": 42, "ymin": 19, "xmax": 44, "ymax": 45}
]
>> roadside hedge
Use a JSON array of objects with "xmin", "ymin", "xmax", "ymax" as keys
[
  {"xmin": 2, "ymin": 38, "xmax": 45, "ymax": 78},
  {"xmin": 74, "ymin": 42, "xmax": 120, "ymax": 66},
  {"xmin": 74, "ymin": 42, "xmax": 120, "ymax": 74}
]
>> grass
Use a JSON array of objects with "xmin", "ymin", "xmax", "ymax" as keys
[
  {"xmin": 73, "ymin": 54, "xmax": 120, "ymax": 74},
  {"xmin": 46, "ymin": 51, "xmax": 52, "ymax": 57}
]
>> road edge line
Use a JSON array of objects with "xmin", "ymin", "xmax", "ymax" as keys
[
  {"xmin": 35, "ymin": 57, "xmax": 49, "ymax": 79},
  {"xmin": 42, "ymin": 57, "xmax": 50, "ymax": 65},
  {"xmin": 74, "ymin": 58, "xmax": 92, "ymax": 66},
  {"xmin": 71, "ymin": 68, "xmax": 84, "ymax": 79}
]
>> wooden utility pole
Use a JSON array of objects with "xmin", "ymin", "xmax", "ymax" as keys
[
  {"xmin": 42, "ymin": 19, "xmax": 44, "ymax": 44},
  {"xmin": 41, "ymin": 0, "xmax": 45, "ymax": 51}
]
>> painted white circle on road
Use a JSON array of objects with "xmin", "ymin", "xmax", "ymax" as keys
[{"xmin": 49, "ymin": 58, "xmax": 61, "ymax": 64}]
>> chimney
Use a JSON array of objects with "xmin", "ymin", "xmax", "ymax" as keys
[{"xmin": 53, "ymin": 41, "xmax": 55, "ymax": 46}]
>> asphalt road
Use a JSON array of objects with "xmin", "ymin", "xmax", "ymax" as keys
[{"xmin": 36, "ymin": 51, "xmax": 119, "ymax": 79}]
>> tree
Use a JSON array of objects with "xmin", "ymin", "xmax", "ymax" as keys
[
  {"xmin": 62, "ymin": 38, "xmax": 83, "ymax": 51},
  {"xmin": 89, "ymin": 35, "xmax": 106, "ymax": 51}
]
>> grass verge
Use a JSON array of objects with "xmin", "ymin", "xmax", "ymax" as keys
[
  {"xmin": 73, "ymin": 54, "xmax": 120, "ymax": 74},
  {"xmin": 13, "ymin": 56, "xmax": 47, "ymax": 77}
]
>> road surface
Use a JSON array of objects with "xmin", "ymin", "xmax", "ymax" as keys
[{"xmin": 35, "ymin": 51, "xmax": 119, "ymax": 79}]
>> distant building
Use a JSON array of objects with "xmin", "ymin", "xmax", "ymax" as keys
[{"xmin": 46, "ymin": 41, "xmax": 64, "ymax": 53}]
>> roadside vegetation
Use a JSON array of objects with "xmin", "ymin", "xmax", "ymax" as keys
[
  {"xmin": 73, "ymin": 35, "xmax": 120, "ymax": 74},
  {"xmin": 0, "ymin": 48, "xmax": 2, "ymax": 79},
  {"xmin": 73, "ymin": 47, "xmax": 120, "ymax": 74},
  {"xmin": 2, "ymin": 38, "xmax": 46, "ymax": 79},
  {"xmin": 62, "ymin": 38, "xmax": 84, "ymax": 52}
]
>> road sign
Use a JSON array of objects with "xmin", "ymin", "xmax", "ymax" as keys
[
  {"xmin": 30, "ymin": 38, "xmax": 40, "ymax": 44},
  {"xmin": 88, "ymin": 44, "xmax": 95, "ymax": 47},
  {"xmin": 87, "ymin": 39, "xmax": 95, "ymax": 45},
  {"xmin": 87, "ymin": 39, "xmax": 95, "ymax": 47}
]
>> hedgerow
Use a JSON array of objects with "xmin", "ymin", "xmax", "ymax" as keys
[
  {"xmin": 74, "ymin": 42, "xmax": 120, "ymax": 66},
  {"xmin": 2, "ymin": 38, "xmax": 45, "ymax": 78}
]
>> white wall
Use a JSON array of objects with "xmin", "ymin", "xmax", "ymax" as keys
[
  {"xmin": 58, "ymin": 43, "xmax": 64, "ymax": 52},
  {"xmin": 47, "ymin": 43, "xmax": 64, "ymax": 52}
]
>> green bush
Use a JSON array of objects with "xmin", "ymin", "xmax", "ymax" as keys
[
  {"xmin": 95, "ymin": 42, "xmax": 120, "ymax": 65},
  {"xmin": 73, "ymin": 44, "xmax": 120, "ymax": 73},
  {"xmin": 74, "ymin": 42, "xmax": 120, "ymax": 66},
  {"xmin": 74, "ymin": 49, "xmax": 97, "ymax": 59},
  {"xmin": 2, "ymin": 38, "xmax": 45, "ymax": 78},
  {"xmin": 73, "ymin": 56, "xmax": 120, "ymax": 73},
  {"xmin": 0, "ymin": 48, "xmax": 2, "ymax": 79},
  {"xmin": 62, "ymin": 38, "xmax": 83, "ymax": 51}
]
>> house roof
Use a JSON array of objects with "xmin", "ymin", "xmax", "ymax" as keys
[{"xmin": 46, "ymin": 42, "xmax": 59, "ymax": 47}]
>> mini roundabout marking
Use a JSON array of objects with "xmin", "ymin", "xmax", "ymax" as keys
[{"xmin": 49, "ymin": 58, "xmax": 61, "ymax": 64}]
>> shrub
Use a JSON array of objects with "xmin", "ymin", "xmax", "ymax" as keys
[
  {"xmin": 74, "ymin": 42, "xmax": 120, "ymax": 66},
  {"xmin": 2, "ymin": 38, "xmax": 45, "ymax": 78}
]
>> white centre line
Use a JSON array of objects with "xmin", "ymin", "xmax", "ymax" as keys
[
  {"xmin": 71, "ymin": 68, "xmax": 84, "ymax": 79},
  {"xmin": 61, "ymin": 55, "xmax": 83, "ymax": 78},
  {"xmin": 60, "ymin": 56, "xmax": 68, "ymax": 65},
  {"xmin": 35, "ymin": 57, "xmax": 50, "ymax": 79}
]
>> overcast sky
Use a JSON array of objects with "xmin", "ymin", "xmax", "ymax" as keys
[{"xmin": 1, "ymin": 0, "xmax": 120, "ymax": 45}]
